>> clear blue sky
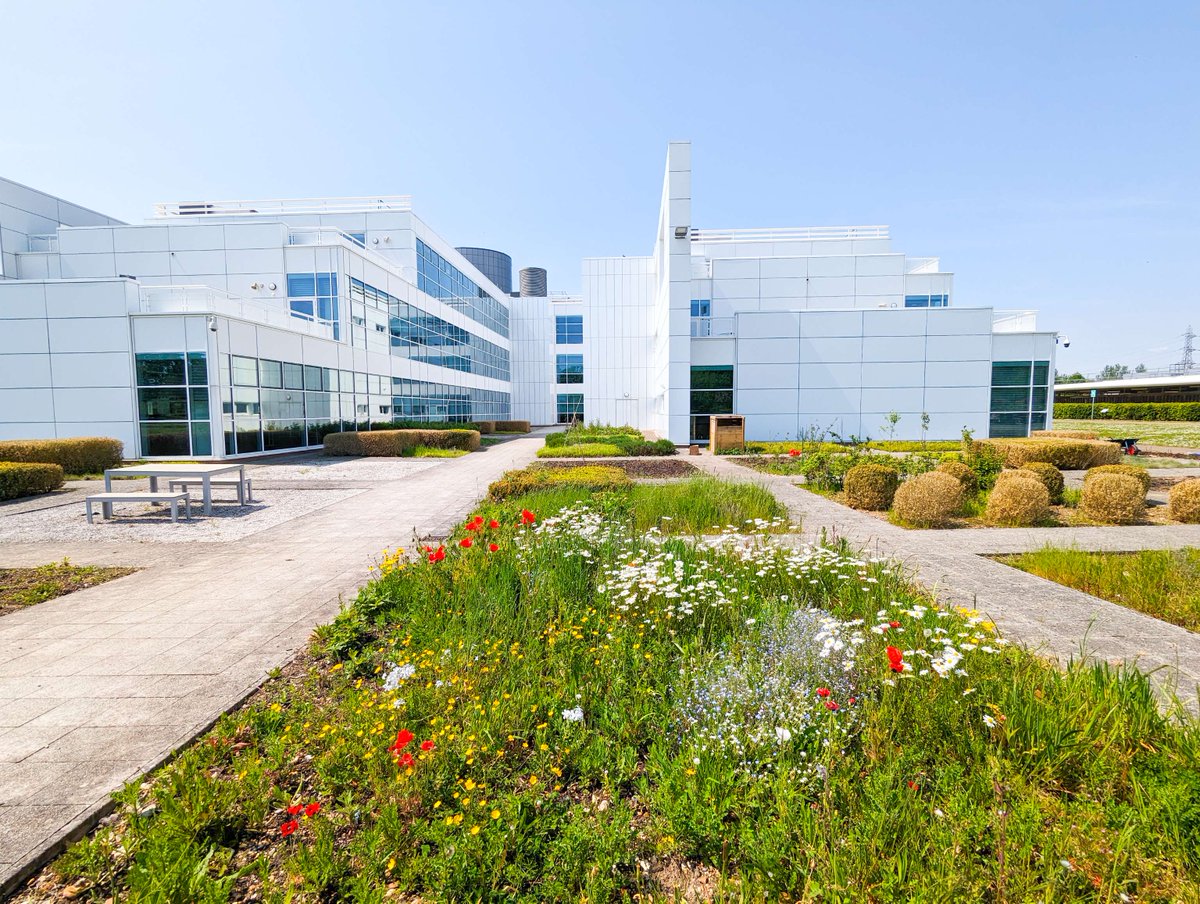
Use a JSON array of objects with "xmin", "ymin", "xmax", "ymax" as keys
[{"xmin": 3, "ymin": 1, "xmax": 1197, "ymax": 374}]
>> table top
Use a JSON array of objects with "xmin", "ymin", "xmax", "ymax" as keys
[{"xmin": 104, "ymin": 463, "xmax": 245, "ymax": 477}]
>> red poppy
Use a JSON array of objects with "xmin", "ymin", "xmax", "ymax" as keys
[
  {"xmin": 907, "ymin": 780, "xmax": 918, "ymax": 790},
  {"xmin": 787, "ymin": 449, "xmax": 800, "ymax": 457},
  {"xmin": 305, "ymin": 802, "xmax": 320, "ymax": 817},
  {"xmin": 889, "ymin": 620, "xmax": 901, "ymax": 629},
  {"xmin": 816, "ymin": 687, "xmax": 831, "ymax": 698},
  {"xmin": 420, "ymin": 739, "xmax": 435, "ymax": 752},
  {"xmin": 459, "ymin": 537, "xmax": 473, "ymax": 549},
  {"xmin": 487, "ymin": 519, "xmax": 500, "ymax": 530},
  {"xmin": 886, "ymin": 646, "xmax": 904, "ymax": 672},
  {"xmin": 399, "ymin": 752, "xmax": 414, "ymax": 767},
  {"xmin": 848, "ymin": 697, "xmax": 857, "ymax": 705},
  {"xmin": 520, "ymin": 509, "xmax": 536, "ymax": 524},
  {"xmin": 466, "ymin": 522, "xmax": 480, "ymax": 532},
  {"xmin": 488, "ymin": 543, "xmax": 499, "ymax": 553},
  {"xmin": 825, "ymin": 701, "xmax": 840, "ymax": 711},
  {"xmin": 287, "ymin": 803, "xmax": 302, "ymax": 816},
  {"xmin": 428, "ymin": 546, "xmax": 445, "ymax": 563},
  {"xmin": 422, "ymin": 545, "xmax": 434, "ymax": 553},
  {"xmin": 280, "ymin": 819, "xmax": 298, "ymax": 836},
  {"xmin": 389, "ymin": 728, "xmax": 415, "ymax": 754}
]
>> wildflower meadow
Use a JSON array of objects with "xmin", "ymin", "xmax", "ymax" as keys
[{"xmin": 28, "ymin": 477, "xmax": 1200, "ymax": 902}]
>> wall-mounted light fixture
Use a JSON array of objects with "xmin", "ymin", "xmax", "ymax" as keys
[{"xmin": 674, "ymin": 226, "xmax": 689, "ymax": 239}]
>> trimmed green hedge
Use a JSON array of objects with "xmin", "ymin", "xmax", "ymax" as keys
[
  {"xmin": 536, "ymin": 443, "xmax": 625, "ymax": 458},
  {"xmin": 487, "ymin": 465, "xmax": 631, "ymax": 500},
  {"xmin": 0, "ymin": 462, "xmax": 65, "ymax": 500},
  {"xmin": 324, "ymin": 429, "xmax": 480, "ymax": 457},
  {"xmin": 1054, "ymin": 402, "xmax": 1200, "ymax": 421},
  {"xmin": 493, "ymin": 420, "xmax": 531, "ymax": 433},
  {"xmin": 471, "ymin": 421, "xmax": 497, "ymax": 435},
  {"xmin": 0, "ymin": 437, "xmax": 124, "ymax": 474}
]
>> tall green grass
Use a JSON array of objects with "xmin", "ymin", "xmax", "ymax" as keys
[{"xmin": 1000, "ymin": 546, "xmax": 1200, "ymax": 632}]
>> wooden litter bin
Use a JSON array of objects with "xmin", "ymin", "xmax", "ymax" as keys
[{"xmin": 709, "ymin": 415, "xmax": 745, "ymax": 454}]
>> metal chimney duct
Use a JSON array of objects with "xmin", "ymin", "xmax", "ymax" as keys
[{"xmin": 519, "ymin": 267, "xmax": 547, "ymax": 297}]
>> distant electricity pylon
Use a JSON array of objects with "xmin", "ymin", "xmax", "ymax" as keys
[{"xmin": 1181, "ymin": 325, "xmax": 1196, "ymax": 371}]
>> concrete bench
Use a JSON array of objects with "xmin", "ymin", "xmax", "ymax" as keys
[
  {"xmin": 167, "ymin": 476, "xmax": 253, "ymax": 505},
  {"xmin": 85, "ymin": 491, "xmax": 191, "ymax": 524}
]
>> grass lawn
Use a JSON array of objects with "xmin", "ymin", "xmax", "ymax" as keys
[
  {"xmin": 0, "ymin": 560, "xmax": 135, "ymax": 617},
  {"xmin": 22, "ymin": 477, "xmax": 1200, "ymax": 901},
  {"xmin": 999, "ymin": 546, "xmax": 1200, "ymax": 632},
  {"xmin": 1055, "ymin": 419, "xmax": 1200, "ymax": 449}
]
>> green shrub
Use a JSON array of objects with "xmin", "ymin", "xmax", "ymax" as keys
[
  {"xmin": 536, "ymin": 443, "xmax": 624, "ymax": 458},
  {"xmin": 1167, "ymin": 479, "xmax": 1200, "ymax": 524},
  {"xmin": 980, "ymin": 437, "xmax": 1121, "ymax": 470},
  {"xmin": 627, "ymin": 439, "xmax": 677, "ymax": 457},
  {"xmin": 1053, "ymin": 401, "xmax": 1200, "ymax": 421},
  {"xmin": 545, "ymin": 432, "xmax": 567, "ymax": 448},
  {"xmin": 936, "ymin": 460, "xmax": 978, "ymax": 494},
  {"xmin": 986, "ymin": 476, "xmax": 1051, "ymax": 526},
  {"xmin": 1080, "ymin": 473, "xmax": 1145, "ymax": 524},
  {"xmin": 324, "ymin": 429, "xmax": 480, "ymax": 457},
  {"xmin": 0, "ymin": 462, "xmax": 65, "ymax": 500},
  {"xmin": 843, "ymin": 463, "xmax": 899, "ymax": 511},
  {"xmin": 470, "ymin": 421, "xmax": 497, "ymax": 435},
  {"xmin": 1084, "ymin": 463, "xmax": 1151, "ymax": 494},
  {"xmin": 565, "ymin": 422, "xmax": 640, "ymax": 438},
  {"xmin": 0, "ymin": 437, "xmax": 123, "ymax": 474},
  {"xmin": 1020, "ymin": 462, "xmax": 1065, "ymax": 504},
  {"xmin": 891, "ymin": 471, "xmax": 963, "ymax": 527},
  {"xmin": 865, "ymin": 440, "xmax": 962, "ymax": 452},
  {"xmin": 487, "ymin": 465, "xmax": 631, "ymax": 500},
  {"xmin": 493, "ymin": 420, "xmax": 531, "ymax": 433}
]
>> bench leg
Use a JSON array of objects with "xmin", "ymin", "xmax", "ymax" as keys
[
  {"xmin": 170, "ymin": 501, "xmax": 178, "ymax": 524},
  {"xmin": 245, "ymin": 478, "xmax": 253, "ymax": 503},
  {"xmin": 86, "ymin": 500, "xmax": 93, "ymax": 525}
]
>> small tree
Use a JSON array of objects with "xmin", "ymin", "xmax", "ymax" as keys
[
  {"xmin": 1135, "ymin": 363, "xmax": 1147, "ymax": 373},
  {"xmin": 881, "ymin": 411, "xmax": 901, "ymax": 442},
  {"xmin": 920, "ymin": 412, "xmax": 930, "ymax": 450},
  {"xmin": 1098, "ymin": 363, "xmax": 1130, "ymax": 381}
]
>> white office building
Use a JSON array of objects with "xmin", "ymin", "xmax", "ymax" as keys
[{"xmin": 0, "ymin": 143, "xmax": 1055, "ymax": 458}]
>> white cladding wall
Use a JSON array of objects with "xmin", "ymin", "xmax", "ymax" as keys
[
  {"xmin": 510, "ymin": 296, "xmax": 557, "ymax": 425},
  {"xmin": 732, "ymin": 307, "xmax": 996, "ymax": 441},
  {"xmin": 581, "ymin": 257, "xmax": 657, "ymax": 429},
  {"xmin": 0, "ymin": 177, "xmax": 122, "ymax": 281},
  {"xmin": 0, "ymin": 278, "xmax": 140, "ymax": 449}
]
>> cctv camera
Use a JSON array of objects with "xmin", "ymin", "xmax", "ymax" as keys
[
  {"xmin": 1062, "ymin": 339, "xmax": 1070, "ymax": 348},
  {"xmin": 207, "ymin": 315, "xmax": 218, "ymax": 333}
]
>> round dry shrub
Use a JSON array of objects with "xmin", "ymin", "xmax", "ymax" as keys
[
  {"xmin": 1080, "ymin": 473, "xmax": 1145, "ymax": 525},
  {"xmin": 936, "ymin": 460, "xmax": 978, "ymax": 494},
  {"xmin": 844, "ymin": 462, "xmax": 899, "ymax": 511},
  {"xmin": 986, "ymin": 475, "xmax": 1050, "ymax": 526},
  {"xmin": 1019, "ymin": 462, "xmax": 1064, "ymax": 504},
  {"xmin": 1083, "ymin": 463, "xmax": 1150, "ymax": 494},
  {"xmin": 891, "ymin": 471, "xmax": 963, "ymax": 527},
  {"xmin": 1167, "ymin": 479, "xmax": 1200, "ymax": 524}
]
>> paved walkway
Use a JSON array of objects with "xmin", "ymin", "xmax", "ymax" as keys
[
  {"xmin": 0, "ymin": 436, "xmax": 543, "ymax": 896},
  {"xmin": 693, "ymin": 455, "xmax": 1200, "ymax": 710}
]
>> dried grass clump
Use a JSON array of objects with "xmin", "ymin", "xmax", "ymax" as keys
[
  {"xmin": 1084, "ymin": 463, "xmax": 1151, "ymax": 494},
  {"xmin": 980, "ymin": 438, "xmax": 1121, "ymax": 470},
  {"xmin": 1019, "ymin": 462, "xmax": 1064, "ymax": 504},
  {"xmin": 986, "ymin": 476, "xmax": 1051, "ymax": 526},
  {"xmin": 1032, "ymin": 429, "xmax": 1100, "ymax": 440},
  {"xmin": 936, "ymin": 460, "xmax": 978, "ymax": 494},
  {"xmin": 1166, "ymin": 479, "xmax": 1200, "ymax": 524},
  {"xmin": 844, "ymin": 463, "xmax": 899, "ymax": 511},
  {"xmin": 1080, "ymin": 473, "xmax": 1145, "ymax": 525},
  {"xmin": 891, "ymin": 471, "xmax": 963, "ymax": 528}
]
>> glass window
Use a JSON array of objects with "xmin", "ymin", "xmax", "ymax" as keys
[
  {"xmin": 136, "ymin": 353, "xmax": 185, "ymax": 386},
  {"xmin": 991, "ymin": 361, "xmax": 1032, "ymax": 387},
  {"xmin": 259, "ymin": 359, "xmax": 283, "ymax": 389},
  {"xmin": 556, "ymin": 354, "xmax": 583, "ymax": 384},
  {"xmin": 260, "ymin": 389, "xmax": 305, "ymax": 420},
  {"xmin": 263, "ymin": 420, "xmax": 305, "ymax": 451},
  {"xmin": 233, "ymin": 387, "xmax": 260, "ymax": 416},
  {"xmin": 190, "ymin": 421, "xmax": 212, "ymax": 456},
  {"xmin": 1033, "ymin": 361, "xmax": 1050, "ymax": 386},
  {"xmin": 287, "ymin": 273, "xmax": 316, "ymax": 297},
  {"xmin": 304, "ymin": 365, "xmax": 323, "ymax": 391},
  {"xmin": 904, "ymin": 295, "xmax": 930, "ymax": 308},
  {"xmin": 187, "ymin": 352, "xmax": 208, "ymax": 386},
  {"xmin": 991, "ymin": 387, "xmax": 1030, "ymax": 413},
  {"xmin": 690, "ymin": 299, "xmax": 711, "ymax": 317},
  {"xmin": 556, "ymin": 393, "xmax": 584, "ymax": 424},
  {"xmin": 139, "ymin": 422, "xmax": 190, "ymax": 457},
  {"xmin": 235, "ymin": 420, "xmax": 262, "ymax": 453},
  {"xmin": 1031, "ymin": 387, "xmax": 1049, "ymax": 411},
  {"xmin": 283, "ymin": 362, "xmax": 304, "ymax": 390},
  {"xmin": 189, "ymin": 388, "xmax": 209, "ymax": 420},
  {"xmin": 690, "ymin": 366, "xmax": 734, "ymax": 390},
  {"xmin": 556, "ymin": 315, "xmax": 583, "ymax": 345},
  {"xmin": 138, "ymin": 387, "xmax": 188, "ymax": 420},
  {"xmin": 989, "ymin": 412, "xmax": 1029, "ymax": 438},
  {"xmin": 232, "ymin": 356, "xmax": 258, "ymax": 386},
  {"xmin": 690, "ymin": 366, "xmax": 734, "ymax": 441}
]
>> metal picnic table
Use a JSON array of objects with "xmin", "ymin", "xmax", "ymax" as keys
[{"xmin": 102, "ymin": 463, "xmax": 247, "ymax": 517}]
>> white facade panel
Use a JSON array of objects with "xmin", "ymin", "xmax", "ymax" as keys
[
  {"xmin": 799, "ymin": 311, "xmax": 863, "ymax": 337},
  {"xmin": 0, "ymin": 318, "xmax": 50, "ymax": 352},
  {"xmin": 927, "ymin": 333, "xmax": 991, "ymax": 361},
  {"xmin": 863, "ymin": 309, "xmax": 927, "ymax": 336},
  {"xmin": 0, "ymin": 354, "xmax": 52, "ymax": 388},
  {"xmin": 860, "ymin": 361, "xmax": 925, "ymax": 386},
  {"xmin": 50, "ymin": 352, "xmax": 131, "ymax": 388},
  {"xmin": 0, "ymin": 388, "xmax": 54, "ymax": 422},
  {"xmin": 862, "ymin": 335, "xmax": 925, "ymax": 362},
  {"xmin": 799, "ymin": 336, "xmax": 862, "ymax": 363},
  {"xmin": 52, "ymin": 387, "xmax": 134, "ymax": 422},
  {"xmin": 48, "ymin": 317, "xmax": 130, "ymax": 353}
]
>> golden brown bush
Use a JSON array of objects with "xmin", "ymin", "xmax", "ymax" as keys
[
  {"xmin": 891, "ymin": 471, "xmax": 963, "ymax": 528},
  {"xmin": 979, "ymin": 438, "xmax": 1121, "ymax": 470},
  {"xmin": 936, "ymin": 460, "xmax": 978, "ymax": 494},
  {"xmin": 1167, "ymin": 479, "xmax": 1200, "ymax": 524},
  {"xmin": 0, "ymin": 437, "xmax": 123, "ymax": 474},
  {"xmin": 324, "ymin": 429, "xmax": 480, "ymax": 456},
  {"xmin": 1032, "ymin": 429, "xmax": 1100, "ymax": 440},
  {"xmin": 0, "ymin": 462, "xmax": 65, "ymax": 500},
  {"xmin": 494, "ymin": 420, "xmax": 532, "ymax": 433},
  {"xmin": 986, "ymin": 476, "xmax": 1051, "ymax": 526},
  {"xmin": 1019, "ymin": 462, "xmax": 1065, "ymax": 503},
  {"xmin": 844, "ymin": 463, "xmax": 900, "ymax": 511},
  {"xmin": 1080, "ymin": 473, "xmax": 1145, "ymax": 525},
  {"xmin": 1084, "ymin": 463, "xmax": 1151, "ymax": 494}
]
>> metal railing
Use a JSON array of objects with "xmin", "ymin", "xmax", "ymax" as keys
[
  {"xmin": 992, "ymin": 309, "xmax": 1038, "ymax": 331},
  {"xmin": 904, "ymin": 256, "xmax": 939, "ymax": 273},
  {"xmin": 690, "ymin": 225, "xmax": 889, "ymax": 244},
  {"xmin": 26, "ymin": 234, "xmax": 58, "ymax": 252},
  {"xmin": 137, "ymin": 285, "xmax": 335, "ymax": 339},
  {"xmin": 153, "ymin": 195, "xmax": 412, "ymax": 218},
  {"xmin": 691, "ymin": 317, "xmax": 735, "ymax": 338}
]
